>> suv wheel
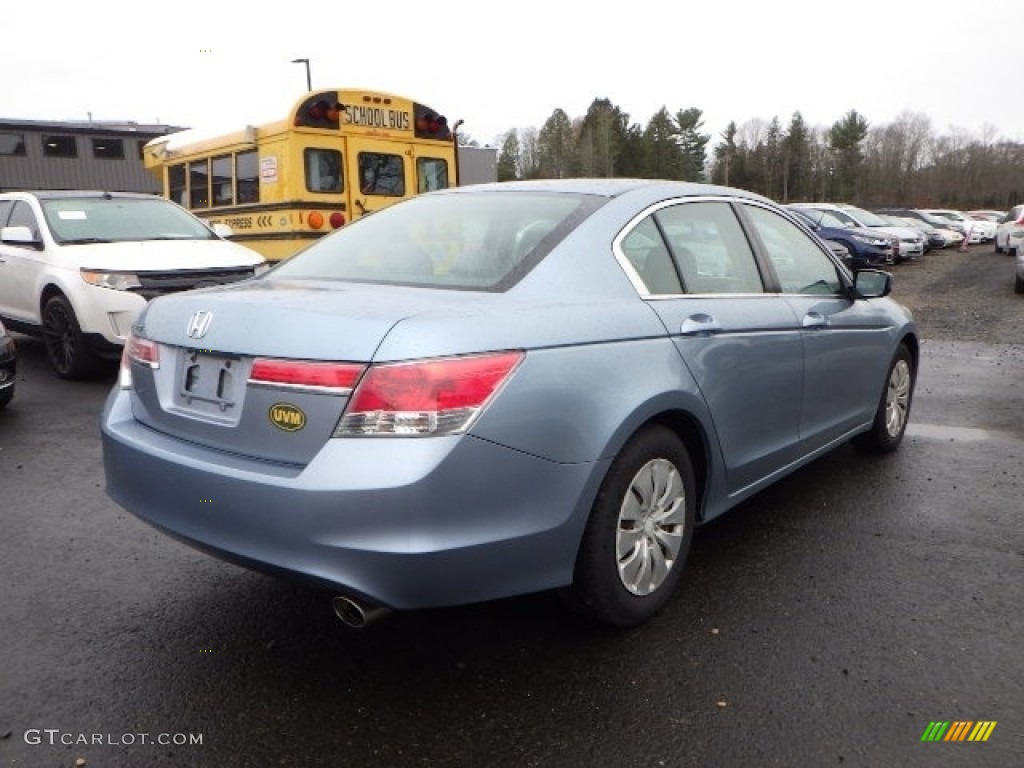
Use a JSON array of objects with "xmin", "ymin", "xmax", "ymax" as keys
[{"xmin": 42, "ymin": 294, "xmax": 100, "ymax": 379}]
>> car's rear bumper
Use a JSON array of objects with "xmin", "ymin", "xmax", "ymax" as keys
[{"xmin": 101, "ymin": 388, "xmax": 606, "ymax": 610}]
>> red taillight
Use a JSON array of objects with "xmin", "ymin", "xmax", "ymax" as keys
[
  {"xmin": 127, "ymin": 335, "xmax": 160, "ymax": 367},
  {"xmin": 249, "ymin": 359, "xmax": 365, "ymax": 393},
  {"xmin": 120, "ymin": 334, "xmax": 159, "ymax": 388},
  {"xmin": 329, "ymin": 211, "xmax": 345, "ymax": 229},
  {"xmin": 337, "ymin": 351, "xmax": 524, "ymax": 436}
]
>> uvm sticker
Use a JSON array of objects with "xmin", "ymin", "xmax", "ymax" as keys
[
  {"xmin": 921, "ymin": 721, "xmax": 997, "ymax": 742},
  {"xmin": 269, "ymin": 403, "xmax": 306, "ymax": 432}
]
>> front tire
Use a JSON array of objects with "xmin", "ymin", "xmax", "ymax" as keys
[
  {"xmin": 564, "ymin": 425, "xmax": 696, "ymax": 627},
  {"xmin": 42, "ymin": 294, "xmax": 100, "ymax": 380},
  {"xmin": 853, "ymin": 343, "xmax": 914, "ymax": 454},
  {"xmin": 1015, "ymin": 273, "xmax": 1024, "ymax": 294},
  {"xmin": 0, "ymin": 386, "xmax": 12, "ymax": 410}
]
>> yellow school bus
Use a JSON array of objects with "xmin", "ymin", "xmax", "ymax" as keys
[{"xmin": 143, "ymin": 88, "xmax": 460, "ymax": 260}]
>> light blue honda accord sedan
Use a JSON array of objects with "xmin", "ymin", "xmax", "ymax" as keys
[{"xmin": 101, "ymin": 179, "xmax": 918, "ymax": 628}]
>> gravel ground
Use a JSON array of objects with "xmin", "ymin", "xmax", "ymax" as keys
[{"xmin": 887, "ymin": 242, "xmax": 1023, "ymax": 344}]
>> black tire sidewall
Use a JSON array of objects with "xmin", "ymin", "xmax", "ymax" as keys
[
  {"xmin": 569, "ymin": 425, "xmax": 696, "ymax": 627},
  {"xmin": 43, "ymin": 294, "xmax": 96, "ymax": 380},
  {"xmin": 856, "ymin": 343, "xmax": 914, "ymax": 454}
]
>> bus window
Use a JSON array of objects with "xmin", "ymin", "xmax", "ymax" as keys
[
  {"xmin": 212, "ymin": 155, "xmax": 233, "ymax": 207},
  {"xmin": 417, "ymin": 157, "xmax": 448, "ymax": 193},
  {"xmin": 168, "ymin": 165, "xmax": 187, "ymax": 207},
  {"xmin": 305, "ymin": 148, "xmax": 343, "ymax": 194},
  {"xmin": 189, "ymin": 160, "xmax": 209, "ymax": 208},
  {"xmin": 236, "ymin": 150, "xmax": 259, "ymax": 204},
  {"xmin": 359, "ymin": 152, "xmax": 404, "ymax": 196}
]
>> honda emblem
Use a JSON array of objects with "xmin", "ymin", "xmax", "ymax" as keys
[{"xmin": 186, "ymin": 311, "xmax": 213, "ymax": 339}]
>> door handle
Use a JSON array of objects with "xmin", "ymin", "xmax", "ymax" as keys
[
  {"xmin": 680, "ymin": 313, "xmax": 722, "ymax": 336},
  {"xmin": 802, "ymin": 311, "xmax": 827, "ymax": 329}
]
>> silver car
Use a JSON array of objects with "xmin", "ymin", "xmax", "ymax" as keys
[{"xmin": 101, "ymin": 180, "xmax": 919, "ymax": 628}]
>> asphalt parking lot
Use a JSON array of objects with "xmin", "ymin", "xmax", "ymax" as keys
[{"xmin": 1, "ymin": 244, "xmax": 1021, "ymax": 768}]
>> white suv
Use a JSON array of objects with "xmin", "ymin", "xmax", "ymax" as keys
[{"xmin": 0, "ymin": 191, "xmax": 268, "ymax": 378}]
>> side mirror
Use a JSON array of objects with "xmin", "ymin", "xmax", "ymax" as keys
[
  {"xmin": 853, "ymin": 269, "xmax": 891, "ymax": 298},
  {"xmin": 0, "ymin": 225, "xmax": 43, "ymax": 249},
  {"xmin": 211, "ymin": 223, "xmax": 234, "ymax": 239}
]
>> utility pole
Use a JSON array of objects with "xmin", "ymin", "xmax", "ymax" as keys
[{"xmin": 291, "ymin": 58, "xmax": 311, "ymax": 91}]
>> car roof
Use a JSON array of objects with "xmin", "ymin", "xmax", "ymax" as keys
[{"xmin": 444, "ymin": 177, "xmax": 774, "ymax": 203}]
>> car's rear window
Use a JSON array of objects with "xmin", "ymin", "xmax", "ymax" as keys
[
  {"xmin": 270, "ymin": 190, "xmax": 605, "ymax": 291},
  {"xmin": 41, "ymin": 197, "xmax": 217, "ymax": 244}
]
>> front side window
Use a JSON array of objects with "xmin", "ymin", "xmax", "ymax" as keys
[
  {"xmin": 42, "ymin": 135, "xmax": 77, "ymax": 158},
  {"xmin": 92, "ymin": 138, "xmax": 124, "ymax": 159},
  {"xmin": 655, "ymin": 201, "xmax": 764, "ymax": 294},
  {"xmin": 6, "ymin": 201, "xmax": 41, "ymax": 241},
  {"xmin": 417, "ymin": 157, "xmax": 449, "ymax": 192},
  {"xmin": 305, "ymin": 148, "xmax": 343, "ymax": 193},
  {"xmin": 0, "ymin": 132, "xmax": 26, "ymax": 156},
  {"xmin": 358, "ymin": 152, "xmax": 404, "ymax": 196},
  {"xmin": 272, "ymin": 191, "xmax": 604, "ymax": 291},
  {"xmin": 743, "ymin": 204, "xmax": 842, "ymax": 295}
]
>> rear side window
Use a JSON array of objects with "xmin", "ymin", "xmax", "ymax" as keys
[
  {"xmin": 620, "ymin": 217, "xmax": 681, "ymax": 295},
  {"xmin": 655, "ymin": 201, "xmax": 764, "ymax": 294},
  {"xmin": 272, "ymin": 191, "xmax": 604, "ymax": 291}
]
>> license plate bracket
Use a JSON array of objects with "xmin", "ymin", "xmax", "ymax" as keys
[{"xmin": 178, "ymin": 349, "xmax": 239, "ymax": 411}]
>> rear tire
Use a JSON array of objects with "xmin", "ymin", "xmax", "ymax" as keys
[
  {"xmin": 853, "ymin": 343, "xmax": 914, "ymax": 454},
  {"xmin": 563, "ymin": 425, "xmax": 696, "ymax": 627},
  {"xmin": 1015, "ymin": 274, "xmax": 1024, "ymax": 294},
  {"xmin": 0, "ymin": 386, "xmax": 12, "ymax": 409},
  {"xmin": 42, "ymin": 294, "xmax": 100, "ymax": 380}
]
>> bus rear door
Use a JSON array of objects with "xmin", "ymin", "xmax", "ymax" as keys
[{"xmin": 347, "ymin": 138, "xmax": 413, "ymax": 220}]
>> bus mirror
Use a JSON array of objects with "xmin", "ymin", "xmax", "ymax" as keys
[{"xmin": 212, "ymin": 223, "xmax": 234, "ymax": 239}]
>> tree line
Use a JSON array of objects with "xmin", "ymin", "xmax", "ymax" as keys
[{"xmin": 487, "ymin": 98, "xmax": 1024, "ymax": 210}]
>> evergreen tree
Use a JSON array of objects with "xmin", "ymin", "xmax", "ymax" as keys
[
  {"xmin": 537, "ymin": 109, "xmax": 575, "ymax": 179},
  {"xmin": 642, "ymin": 107, "xmax": 685, "ymax": 179},
  {"xmin": 782, "ymin": 112, "xmax": 811, "ymax": 202},
  {"xmin": 828, "ymin": 109, "xmax": 870, "ymax": 200},
  {"xmin": 674, "ymin": 107, "xmax": 710, "ymax": 181},
  {"xmin": 496, "ymin": 130, "xmax": 520, "ymax": 182},
  {"xmin": 577, "ymin": 98, "xmax": 631, "ymax": 178}
]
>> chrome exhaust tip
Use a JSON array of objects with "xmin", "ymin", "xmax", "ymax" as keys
[{"xmin": 332, "ymin": 595, "xmax": 391, "ymax": 629}]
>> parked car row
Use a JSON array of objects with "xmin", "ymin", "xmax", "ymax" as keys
[{"xmin": 789, "ymin": 203, "xmax": 925, "ymax": 263}]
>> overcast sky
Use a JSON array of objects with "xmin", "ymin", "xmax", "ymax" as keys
[{"xmin": 4, "ymin": 0, "xmax": 1018, "ymax": 150}]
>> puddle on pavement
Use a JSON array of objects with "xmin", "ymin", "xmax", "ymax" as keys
[{"xmin": 906, "ymin": 423, "xmax": 992, "ymax": 442}]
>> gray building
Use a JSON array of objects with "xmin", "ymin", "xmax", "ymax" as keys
[
  {"xmin": 0, "ymin": 118, "xmax": 182, "ymax": 193},
  {"xmin": 457, "ymin": 145, "xmax": 498, "ymax": 186}
]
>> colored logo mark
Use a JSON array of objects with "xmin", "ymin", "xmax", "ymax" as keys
[
  {"xmin": 921, "ymin": 721, "xmax": 997, "ymax": 742},
  {"xmin": 269, "ymin": 402, "xmax": 306, "ymax": 432}
]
